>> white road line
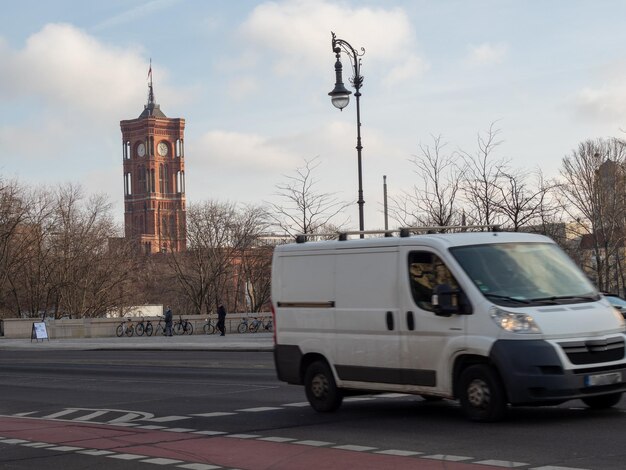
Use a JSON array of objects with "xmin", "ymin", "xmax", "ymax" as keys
[
  {"xmin": 42, "ymin": 409, "xmax": 78, "ymax": 419},
  {"xmin": 293, "ymin": 440, "xmax": 333, "ymax": 447},
  {"xmin": 226, "ymin": 434, "xmax": 261, "ymax": 439},
  {"xmin": 376, "ymin": 449, "xmax": 423, "ymax": 456},
  {"xmin": 192, "ymin": 430, "xmax": 228, "ymax": 436},
  {"xmin": 74, "ymin": 410, "xmax": 109, "ymax": 421},
  {"xmin": 333, "ymin": 444, "xmax": 378, "ymax": 452},
  {"xmin": 48, "ymin": 446, "xmax": 84, "ymax": 452},
  {"xmin": 21, "ymin": 442, "xmax": 55, "ymax": 448},
  {"xmin": 475, "ymin": 460, "xmax": 528, "ymax": 467},
  {"xmin": 12, "ymin": 411, "xmax": 38, "ymax": 417},
  {"xmin": 141, "ymin": 458, "xmax": 184, "ymax": 465},
  {"xmin": 107, "ymin": 453, "xmax": 147, "ymax": 460},
  {"xmin": 191, "ymin": 412, "xmax": 236, "ymax": 418},
  {"xmin": 78, "ymin": 449, "xmax": 115, "ymax": 456},
  {"xmin": 109, "ymin": 422, "xmax": 139, "ymax": 427},
  {"xmin": 281, "ymin": 402, "xmax": 310, "ymax": 407},
  {"xmin": 530, "ymin": 467, "xmax": 591, "ymax": 470},
  {"xmin": 1, "ymin": 439, "xmax": 28, "ymax": 444},
  {"xmin": 236, "ymin": 407, "xmax": 282, "ymax": 412},
  {"xmin": 177, "ymin": 464, "xmax": 222, "ymax": 470},
  {"xmin": 136, "ymin": 425, "xmax": 167, "ymax": 430},
  {"xmin": 258, "ymin": 437, "xmax": 297, "ymax": 443},
  {"xmin": 422, "ymin": 454, "xmax": 474, "ymax": 462},
  {"xmin": 163, "ymin": 428, "xmax": 197, "ymax": 433},
  {"xmin": 146, "ymin": 415, "xmax": 191, "ymax": 422}
]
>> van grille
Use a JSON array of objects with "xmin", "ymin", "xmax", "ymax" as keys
[{"xmin": 558, "ymin": 337, "xmax": 625, "ymax": 365}]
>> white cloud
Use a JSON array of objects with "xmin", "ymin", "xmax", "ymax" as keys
[
  {"xmin": 238, "ymin": 0, "xmax": 425, "ymax": 84},
  {"xmin": 92, "ymin": 0, "xmax": 180, "ymax": 31},
  {"xmin": 466, "ymin": 42, "xmax": 508, "ymax": 66}
]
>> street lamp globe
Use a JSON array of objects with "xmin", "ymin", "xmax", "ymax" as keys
[{"xmin": 328, "ymin": 56, "xmax": 352, "ymax": 110}]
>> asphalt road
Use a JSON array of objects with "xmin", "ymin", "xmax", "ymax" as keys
[{"xmin": 2, "ymin": 350, "xmax": 626, "ymax": 469}]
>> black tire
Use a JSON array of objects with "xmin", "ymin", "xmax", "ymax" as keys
[
  {"xmin": 135, "ymin": 323, "xmax": 145, "ymax": 336},
  {"xmin": 204, "ymin": 323, "xmax": 215, "ymax": 334},
  {"xmin": 249, "ymin": 322, "xmax": 259, "ymax": 333},
  {"xmin": 155, "ymin": 325, "xmax": 164, "ymax": 336},
  {"xmin": 173, "ymin": 323, "xmax": 183, "ymax": 335},
  {"xmin": 304, "ymin": 361, "xmax": 343, "ymax": 412},
  {"xmin": 582, "ymin": 392, "xmax": 622, "ymax": 409},
  {"xmin": 185, "ymin": 323, "xmax": 193, "ymax": 335},
  {"xmin": 145, "ymin": 323, "xmax": 153, "ymax": 336},
  {"xmin": 458, "ymin": 364, "xmax": 507, "ymax": 422},
  {"xmin": 125, "ymin": 325, "xmax": 134, "ymax": 337},
  {"xmin": 115, "ymin": 324, "xmax": 124, "ymax": 337},
  {"xmin": 237, "ymin": 323, "xmax": 247, "ymax": 334}
]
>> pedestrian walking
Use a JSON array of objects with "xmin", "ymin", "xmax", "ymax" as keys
[
  {"xmin": 164, "ymin": 306, "xmax": 173, "ymax": 336},
  {"xmin": 217, "ymin": 303, "xmax": 227, "ymax": 336}
]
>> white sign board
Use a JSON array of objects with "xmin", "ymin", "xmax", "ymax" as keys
[{"xmin": 31, "ymin": 322, "xmax": 49, "ymax": 341}]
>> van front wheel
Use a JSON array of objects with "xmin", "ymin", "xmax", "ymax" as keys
[
  {"xmin": 582, "ymin": 392, "xmax": 622, "ymax": 409},
  {"xmin": 304, "ymin": 361, "xmax": 343, "ymax": 412},
  {"xmin": 459, "ymin": 364, "xmax": 507, "ymax": 422}
]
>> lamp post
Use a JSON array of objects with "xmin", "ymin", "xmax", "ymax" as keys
[{"xmin": 328, "ymin": 31, "xmax": 365, "ymax": 237}]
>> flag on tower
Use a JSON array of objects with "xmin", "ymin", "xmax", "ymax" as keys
[{"xmin": 147, "ymin": 59, "xmax": 152, "ymax": 81}]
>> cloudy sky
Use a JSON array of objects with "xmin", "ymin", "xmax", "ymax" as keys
[{"xmin": 2, "ymin": 0, "xmax": 626, "ymax": 230}]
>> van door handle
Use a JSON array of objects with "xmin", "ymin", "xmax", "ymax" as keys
[
  {"xmin": 386, "ymin": 311, "xmax": 394, "ymax": 330},
  {"xmin": 406, "ymin": 311, "xmax": 415, "ymax": 331}
]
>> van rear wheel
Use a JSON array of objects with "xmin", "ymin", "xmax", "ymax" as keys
[
  {"xmin": 459, "ymin": 364, "xmax": 507, "ymax": 422},
  {"xmin": 304, "ymin": 361, "xmax": 343, "ymax": 412},
  {"xmin": 582, "ymin": 392, "xmax": 622, "ymax": 409}
]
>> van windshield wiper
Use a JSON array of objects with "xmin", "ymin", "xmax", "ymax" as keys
[
  {"xmin": 483, "ymin": 293, "xmax": 531, "ymax": 304},
  {"xmin": 528, "ymin": 295, "xmax": 597, "ymax": 303}
]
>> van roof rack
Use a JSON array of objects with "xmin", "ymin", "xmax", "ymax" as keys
[{"xmin": 294, "ymin": 225, "xmax": 500, "ymax": 243}]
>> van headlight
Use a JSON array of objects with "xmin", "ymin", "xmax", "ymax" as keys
[{"xmin": 490, "ymin": 307, "xmax": 541, "ymax": 334}]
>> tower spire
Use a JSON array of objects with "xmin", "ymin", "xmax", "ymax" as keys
[
  {"xmin": 139, "ymin": 58, "xmax": 166, "ymax": 118},
  {"xmin": 147, "ymin": 58, "xmax": 154, "ymax": 106}
]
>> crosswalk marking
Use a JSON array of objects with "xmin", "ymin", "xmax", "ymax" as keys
[
  {"xmin": 75, "ymin": 410, "xmax": 109, "ymax": 421},
  {"xmin": 236, "ymin": 406, "xmax": 282, "ymax": 412},
  {"xmin": 43, "ymin": 409, "xmax": 78, "ymax": 419}
]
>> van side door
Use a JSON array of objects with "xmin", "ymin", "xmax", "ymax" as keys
[
  {"xmin": 398, "ymin": 247, "xmax": 468, "ymax": 395},
  {"xmin": 332, "ymin": 247, "xmax": 402, "ymax": 386}
]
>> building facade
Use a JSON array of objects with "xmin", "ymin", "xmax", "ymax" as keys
[{"xmin": 120, "ymin": 77, "xmax": 186, "ymax": 253}]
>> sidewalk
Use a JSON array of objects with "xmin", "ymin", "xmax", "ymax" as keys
[{"xmin": 0, "ymin": 332, "xmax": 274, "ymax": 351}]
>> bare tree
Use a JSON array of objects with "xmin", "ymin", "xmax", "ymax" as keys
[
  {"xmin": 460, "ymin": 123, "xmax": 509, "ymax": 227},
  {"xmin": 390, "ymin": 135, "xmax": 464, "ymax": 228},
  {"xmin": 268, "ymin": 157, "xmax": 349, "ymax": 235},
  {"xmin": 495, "ymin": 168, "xmax": 557, "ymax": 231},
  {"xmin": 167, "ymin": 201, "xmax": 270, "ymax": 315},
  {"xmin": 558, "ymin": 138, "xmax": 626, "ymax": 293}
]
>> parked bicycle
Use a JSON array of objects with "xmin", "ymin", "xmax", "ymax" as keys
[
  {"xmin": 248, "ymin": 316, "xmax": 273, "ymax": 333},
  {"xmin": 115, "ymin": 318, "xmax": 134, "ymax": 337},
  {"xmin": 153, "ymin": 316, "xmax": 167, "ymax": 336},
  {"xmin": 203, "ymin": 317, "xmax": 218, "ymax": 334},
  {"xmin": 237, "ymin": 316, "xmax": 249, "ymax": 333},
  {"xmin": 135, "ymin": 318, "xmax": 154, "ymax": 337},
  {"xmin": 173, "ymin": 315, "xmax": 194, "ymax": 335}
]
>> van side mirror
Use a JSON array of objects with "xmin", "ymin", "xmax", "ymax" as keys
[{"xmin": 432, "ymin": 284, "xmax": 472, "ymax": 316}]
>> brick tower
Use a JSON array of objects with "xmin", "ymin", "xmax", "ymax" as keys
[{"xmin": 120, "ymin": 69, "xmax": 186, "ymax": 254}]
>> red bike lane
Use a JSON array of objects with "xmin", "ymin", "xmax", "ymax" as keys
[{"xmin": 0, "ymin": 415, "xmax": 498, "ymax": 469}]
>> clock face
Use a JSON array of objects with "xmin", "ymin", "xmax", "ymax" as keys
[
  {"xmin": 158, "ymin": 142, "xmax": 168, "ymax": 156},
  {"xmin": 137, "ymin": 143, "xmax": 146, "ymax": 157}
]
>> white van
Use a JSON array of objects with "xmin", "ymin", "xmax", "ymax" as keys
[{"xmin": 271, "ymin": 227, "xmax": 626, "ymax": 421}]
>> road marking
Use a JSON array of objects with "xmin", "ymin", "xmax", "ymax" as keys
[
  {"xmin": 75, "ymin": 410, "xmax": 109, "ymax": 421},
  {"xmin": 141, "ymin": 457, "xmax": 184, "ymax": 465},
  {"xmin": 423, "ymin": 454, "xmax": 474, "ymax": 461},
  {"xmin": 293, "ymin": 440, "xmax": 333, "ymax": 447},
  {"xmin": 191, "ymin": 412, "xmax": 236, "ymax": 418},
  {"xmin": 226, "ymin": 434, "xmax": 261, "ymax": 439},
  {"xmin": 164, "ymin": 428, "xmax": 197, "ymax": 433},
  {"xmin": 343, "ymin": 397, "xmax": 376, "ymax": 402},
  {"xmin": 107, "ymin": 453, "xmax": 147, "ymax": 460},
  {"xmin": 108, "ymin": 412, "xmax": 142, "ymax": 423},
  {"xmin": 192, "ymin": 430, "xmax": 228, "ymax": 436},
  {"xmin": 333, "ymin": 444, "xmax": 378, "ymax": 452},
  {"xmin": 236, "ymin": 407, "xmax": 282, "ymax": 412},
  {"xmin": 530, "ymin": 467, "xmax": 591, "ymax": 470},
  {"xmin": 43, "ymin": 409, "xmax": 78, "ymax": 419},
  {"xmin": 79, "ymin": 449, "xmax": 115, "ymax": 456},
  {"xmin": 475, "ymin": 460, "xmax": 528, "ymax": 467},
  {"xmin": 146, "ymin": 415, "xmax": 191, "ymax": 422},
  {"xmin": 21, "ymin": 442, "xmax": 55, "ymax": 448},
  {"xmin": 1, "ymin": 439, "xmax": 28, "ymax": 444},
  {"xmin": 281, "ymin": 402, "xmax": 310, "ymax": 407},
  {"xmin": 376, "ymin": 449, "xmax": 424, "ymax": 456},
  {"xmin": 13, "ymin": 411, "xmax": 38, "ymax": 417},
  {"xmin": 136, "ymin": 425, "xmax": 167, "ymax": 430},
  {"xmin": 49, "ymin": 446, "xmax": 84, "ymax": 452},
  {"xmin": 258, "ymin": 436, "xmax": 297, "ymax": 443},
  {"xmin": 177, "ymin": 464, "xmax": 222, "ymax": 470}
]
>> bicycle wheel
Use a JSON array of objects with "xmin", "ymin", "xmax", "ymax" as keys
[
  {"xmin": 185, "ymin": 322, "xmax": 194, "ymax": 335},
  {"xmin": 203, "ymin": 322, "xmax": 215, "ymax": 334},
  {"xmin": 249, "ymin": 322, "xmax": 259, "ymax": 333},
  {"xmin": 173, "ymin": 323, "xmax": 183, "ymax": 335},
  {"xmin": 155, "ymin": 325, "xmax": 164, "ymax": 336},
  {"xmin": 115, "ymin": 324, "xmax": 124, "ymax": 337},
  {"xmin": 125, "ymin": 325, "xmax": 134, "ymax": 337},
  {"xmin": 237, "ymin": 322, "xmax": 248, "ymax": 334},
  {"xmin": 145, "ymin": 323, "xmax": 153, "ymax": 336},
  {"xmin": 135, "ymin": 323, "xmax": 145, "ymax": 336}
]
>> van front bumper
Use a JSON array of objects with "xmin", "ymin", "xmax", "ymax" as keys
[{"xmin": 490, "ymin": 339, "xmax": 626, "ymax": 404}]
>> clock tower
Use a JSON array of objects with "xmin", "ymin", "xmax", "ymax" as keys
[{"xmin": 120, "ymin": 70, "xmax": 186, "ymax": 254}]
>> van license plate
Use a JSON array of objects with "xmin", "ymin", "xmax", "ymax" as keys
[{"xmin": 585, "ymin": 372, "xmax": 622, "ymax": 387}]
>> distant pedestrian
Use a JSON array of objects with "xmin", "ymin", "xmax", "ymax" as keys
[
  {"xmin": 164, "ymin": 306, "xmax": 173, "ymax": 336},
  {"xmin": 217, "ymin": 303, "xmax": 227, "ymax": 336}
]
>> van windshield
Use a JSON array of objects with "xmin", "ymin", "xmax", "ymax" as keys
[{"xmin": 449, "ymin": 242, "xmax": 599, "ymax": 307}]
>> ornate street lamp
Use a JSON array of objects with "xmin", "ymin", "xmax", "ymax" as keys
[{"xmin": 328, "ymin": 31, "xmax": 365, "ymax": 237}]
